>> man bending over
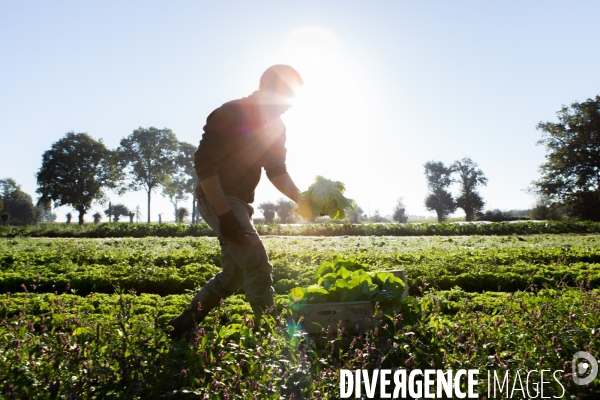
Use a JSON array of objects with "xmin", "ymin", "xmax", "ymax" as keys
[{"xmin": 169, "ymin": 65, "xmax": 304, "ymax": 339}]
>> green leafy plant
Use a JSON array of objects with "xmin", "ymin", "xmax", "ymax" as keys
[
  {"xmin": 296, "ymin": 176, "xmax": 354, "ymax": 220},
  {"xmin": 289, "ymin": 258, "xmax": 405, "ymax": 316}
]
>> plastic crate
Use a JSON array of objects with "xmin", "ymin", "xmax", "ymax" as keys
[
  {"xmin": 388, "ymin": 269, "xmax": 409, "ymax": 300},
  {"xmin": 289, "ymin": 269, "xmax": 408, "ymax": 334},
  {"xmin": 290, "ymin": 300, "xmax": 377, "ymax": 334}
]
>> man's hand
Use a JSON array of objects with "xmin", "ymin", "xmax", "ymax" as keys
[
  {"xmin": 218, "ymin": 210, "xmax": 249, "ymax": 244},
  {"xmin": 295, "ymin": 192, "xmax": 312, "ymax": 218}
]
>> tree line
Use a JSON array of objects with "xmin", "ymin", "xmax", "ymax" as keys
[
  {"xmin": 34, "ymin": 127, "xmax": 198, "ymax": 225},
  {"xmin": 256, "ymin": 159, "xmax": 486, "ymax": 225},
  {"xmin": 2, "ymin": 95, "xmax": 599, "ymax": 225},
  {"xmin": 254, "ymin": 95, "xmax": 600, "ymax": 224},
  {"xmin": 253, "ymin": 197, "xmax": 409, "ymax": 225},
  {"xmin": 421, "ymin": 95, "xmax": 600, "ymax": 222}
]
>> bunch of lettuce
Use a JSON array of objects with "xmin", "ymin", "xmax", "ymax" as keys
[
  {"xmin": 289, "ymin": 258, "xmax": 406, "ymax": 314},
  {"xmin": 295, "ymin": 176, "xmax": 354, "ymax": 220}
]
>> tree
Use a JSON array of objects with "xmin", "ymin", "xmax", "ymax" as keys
[
  {"xmin": 345, "ymin": 204, "xmax": 364, "ymax": 224},
  {"xmin": 424, "ymin": 161, "xmax": 456, "ymax": 222},
  {"xmin": 128, "ymin": 212, "xmax": 135, "ymax": 223},
  {"xmin": 163, "ymin": 180, "xmax": 188, "ymax": 222},
  {"xmin": 258, "ymin": 201, "xmax": 277, "ymax": 224},
  {"xmin": 162, "ymin": 141, "xmax": 197, "ymax": 223},
  {"xmin": 176, "ymin": 142, "xmax": 199, "ymax": 223},
  {"xmin": 274, "ymin": 198, "xmax": 295, "ymax": 223},
  {"xmin": 392, "ymin": 198, "xmax": 408, "ymax": 223},
  {"xmin": 93, "ymin": 212, "xmax": 102, "ymax": 225},
  {"xmin": 66, "ymin": 213, "xmax": 72, "ymax": 225},
  {"xmin": 117, "ymin": 127, "xmax": 179, "ymax": 223},
  {"xmin": 263, "ymin": 209, "xmax": 275, "ymax": 224},
  {"xmin": 0, "ymin": 178, "xmax": 41, "ymax": 225},
  {"xmin": 452, "ymin": 157, "xmax": 488, "ymax": 221},
  {"xmin": 531, "ymin": 96, "xmax": 600, "ymax": 221},
  {"xmin": 37, "ymin": 200, "xmax": 57, "ymax": 222},
  {"xmin": 104, "ymin": 203, "xmax": 129, "ymax": 222},
  {"xmin": 176, "ymin": 207, "xmax": 189, "ymax": 223},
  {"xmin": 530, "ymin": 195, "xmax": 563, "ymax": 221},
  {"xmin": 36, "ymin": 132, "xmax": 117, "ymax": 225},
  {"xmin": 135, "ymin": 205, "xmax": 142, "ymax": 223},
  {"xmin": 370, "ymin": 209, "xmax": 385, "ymax": 223}
]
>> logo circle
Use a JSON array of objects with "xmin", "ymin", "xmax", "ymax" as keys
[{"xmin": 572, "ymin": 351, "xmax": 598, "ymax": 385}]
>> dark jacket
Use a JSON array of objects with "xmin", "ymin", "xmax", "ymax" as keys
[{"xmin": 194, "ymin": 92, "xmax": 288, "ymax": 203}]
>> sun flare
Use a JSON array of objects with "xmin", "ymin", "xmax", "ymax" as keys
[{"xmin": 281, "ymin": 27, "xmax": 371, "ymax": 168}]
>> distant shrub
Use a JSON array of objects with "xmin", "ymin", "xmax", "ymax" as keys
[{"xmin": 476, "ymin": 209, "xmax": 531, "ymax": 222}]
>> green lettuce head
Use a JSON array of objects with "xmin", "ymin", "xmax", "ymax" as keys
[{"xmin": 296, "ymin": 176, "xmax": 354, "ymax": 220}]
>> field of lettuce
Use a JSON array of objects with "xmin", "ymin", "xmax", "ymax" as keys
[{"xmin": 1, "ymin": 233, "xmax": 599, "ymax": 398}]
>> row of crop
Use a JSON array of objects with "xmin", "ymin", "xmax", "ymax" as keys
[
  {"xmin": 260, "ymin": 220, "xmax": 600, "ymax": 237},
  {"xmin": 3, "ymin": 253, "xmax": 599, "ymax": 299},
  {"xmin": 0, "ymin": 238, "xmax": 222, "ymax": 269},
  {"xmin": 3, "ymin": 220, "xmax": 600, "ymax": 238},
  {"xmin": 5, "ymin": 235, "xmax": 600, "ymax": 270},
  {"xmin": 5, "ymin": 235, "xmax": 600, "ymax": 271},
  {"xmin": 3, "ymin": 262, "xmax": 223, "ymax": 297},
  {"xmin": 0, "ymin": 222, "xmax": 215, "ymax": 238},
  {"xmin": 1, "ymin": 287, "xmax": 598, "ymax": 398},
  {"xmin": 2, "ymin": 237, "xmax": 600, "ymax": 296}
]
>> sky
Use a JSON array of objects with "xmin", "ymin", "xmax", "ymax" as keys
[{"xmin": 2, "ymin": 1, "xmax": 600, "ymax": 222}]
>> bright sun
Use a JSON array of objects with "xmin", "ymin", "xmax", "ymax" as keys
[{"xmin": 280, "ymin": 27, "xmax": 371, "ymax": 169}]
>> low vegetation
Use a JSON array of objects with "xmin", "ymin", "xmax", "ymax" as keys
[{"xmin": 1, "ymin": 234, "xmax": 598, "ymax": 397}]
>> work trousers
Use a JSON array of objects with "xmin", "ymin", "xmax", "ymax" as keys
[{"xmin": 188, "ymin": 196, "xmax": 274, "ymax": 314}]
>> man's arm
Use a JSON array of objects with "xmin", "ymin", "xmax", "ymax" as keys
[
  {"xmin": 200, "ymin": 175, "xmax": 249, "ymax": 242},
  {"xmin": 195, "ymin": 107, "xmax": 235, "ymax": 216},
  {"xmin": 198, "ymin": 175, "xmax": 231, "ymax": 216},
  {"xmin": 269, "ymin": 173, "xmax": 300, "ymax": 203}
]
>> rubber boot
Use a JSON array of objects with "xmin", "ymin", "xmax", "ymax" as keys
[{"xmin": 168, "ymin": 294, "xmax": 220, "ymax": 340}]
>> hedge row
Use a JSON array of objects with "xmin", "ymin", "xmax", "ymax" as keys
[{"xmin": 3, "ymin": 220, "xmax": 600, "ymax": 238}]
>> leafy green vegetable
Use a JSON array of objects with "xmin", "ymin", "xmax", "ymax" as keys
[
  {"xmin": 304, "ymin": 285, "xmax": 329, "ymax": 303},
  {"xmin": 296, "ymin": 176, "xmax": 354, "ymax": 220},
  {"xmin": 290, "ymin": 287, "xmax": 305, "ymax": 301},
  {"xmin": 290, "ymin": 257, "xmax": 404, "ymax": 305}
]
